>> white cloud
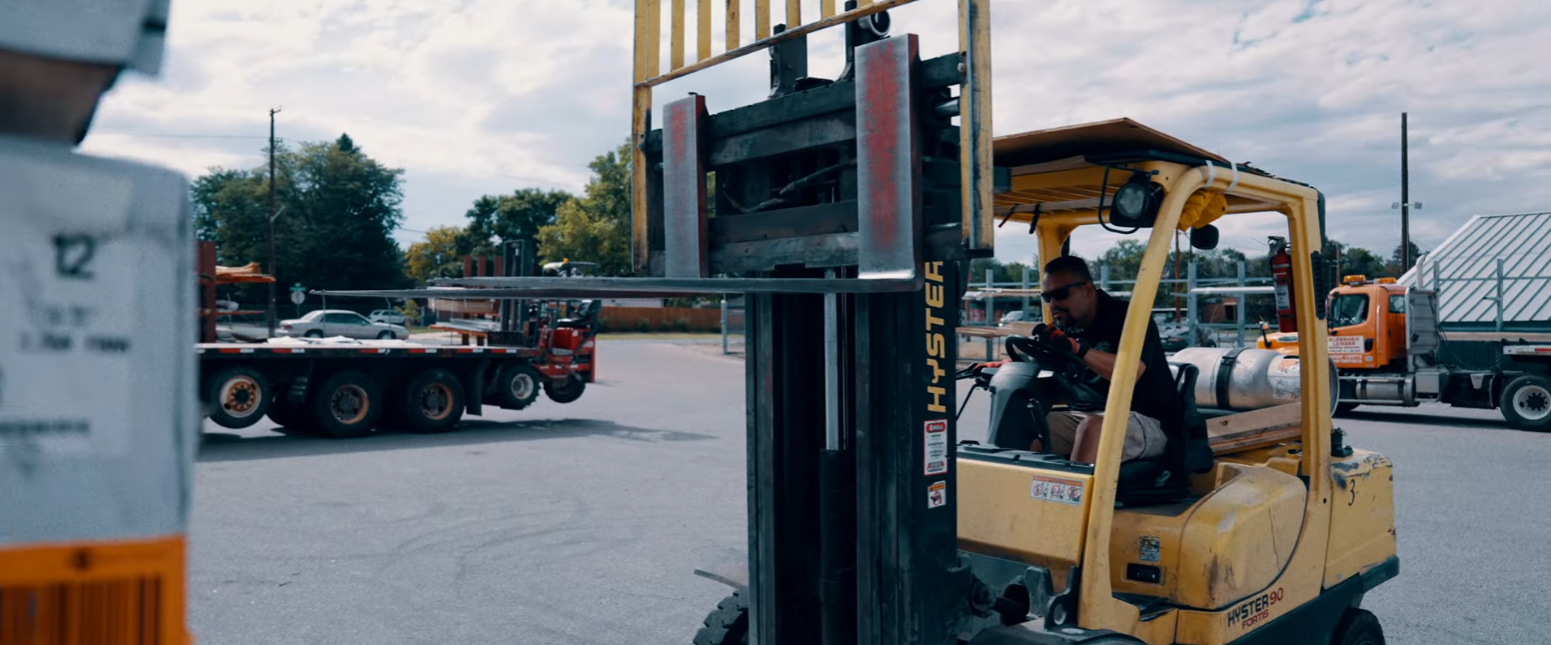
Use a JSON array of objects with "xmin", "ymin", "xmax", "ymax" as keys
[{"xmin": 77, "ymin": 0, "xmax": 1551, "ymax": 268}]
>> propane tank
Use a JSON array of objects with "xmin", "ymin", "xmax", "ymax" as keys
[
  {"xmin": 1171, "ymin": 347, "xmax": 1339, "ymax": 417},
  {"xmin": 1269, "ymin": 236, "xmax": 1297, "ymax": 333}
]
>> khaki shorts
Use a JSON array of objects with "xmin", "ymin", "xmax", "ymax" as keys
[{"xmin": 1045, "ymin": 410, "xmax": 1167, "ymax": 462}]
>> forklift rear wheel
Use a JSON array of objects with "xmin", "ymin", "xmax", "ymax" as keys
[
  {"xmin": 691, "ymin": 591, "xmax": 747, "ymax": 645},
  {"xmin": 398, "ymin": 369, "xmax": 466, "ymax": 433},
  {"xmin": 543, "ymin": 374, "xmax": 586, "ymax": 404},
  {"xmin": 495, "ymin": 363, "xmax": 543, "ymax": 410},
  {"xmin": 1331, "ymin": 607, "xmax": 1385, "ymax": 645},
  {"xmin": 1501, "ymin": 374, "xmax": 1551, "ymax": 432},
  {"xmin": 206, "ymin": 366, "xmax": 269, "ymax": 429},
  {"xmin": 310, "ymin": 370, "xmax": 383, "ymax": 438},
  {"xmin": 1336, "ymin": 402, "xmax": 1360, "ymax": 415}
]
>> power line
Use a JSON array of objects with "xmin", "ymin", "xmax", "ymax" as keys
[{"xmin": 103, "ymin": 132, "xmax": 270, "ymax": 139}]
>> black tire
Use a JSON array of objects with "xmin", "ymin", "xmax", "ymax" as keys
[
  {"xmin": 493, "ymin": 363, "xmax": 543, "ymax": 410},
  {"xmin": 309, "ymin": 370, "xmax": 383, "ymax": 438},
  {"xmin": 1500, "ymin": 374, "xmax": 1551, "ymax": 432},
  {"xmin": 398, "ymin": 369, "xmax": 466, "ymax": 433},
  {"xmin": 692, "ymin": 591, "xmax": 748, "ymax": 645},
  {"xmin": 1331, "ymin": 607, "xmax": 1384, "ymax": 645},
  {"xmin": 304, "ymin": 329, "xmax": 324, "ymax": 338},
  {"xmin": 206, "ymin": 366, "xmax": 269, "ymax": 429},
  {"xmin": 1336, "ymin": 402, "xmax": 1360, "ymax": 415},
  {"xmin": 377, "ymin": 330, "xmax": 395, "ymax": 339},
  {"xmin": 543, "ymin": 373, "xmax": 586, "ymax": 404}
]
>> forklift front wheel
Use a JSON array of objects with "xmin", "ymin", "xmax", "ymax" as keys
[
  {"xmin": 495, "ymin": 363, "xmax": 543, "ymax": 410},
  {"xmin": 691, "ymin": 591, "xmax": 748, "ymax": 645},
  {"xmin": 1331, "ymin": 607, "xmax": 1385, "ymax": 645}
]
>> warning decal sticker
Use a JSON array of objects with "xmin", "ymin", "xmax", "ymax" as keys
[
  {"xmin": 928, "ymin": 481, "xmax": 946, "ymax": 509},
  {"xmin": 924, "ymin": 419, "xmax": 948, "ymax": 475},
  {"xmin": 1028, "ymin": 474, "xmax": 1085, "ymax": 507}
]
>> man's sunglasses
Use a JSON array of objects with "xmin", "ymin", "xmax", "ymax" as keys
[{"xmin": 1040, "ymin": 281, "xmax": 1088, "ymax": 303}]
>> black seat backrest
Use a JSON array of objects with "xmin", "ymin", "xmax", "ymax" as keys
[{"xmin": 1172, "ymin": 363, "xmax": 1214, "ymax": 475}]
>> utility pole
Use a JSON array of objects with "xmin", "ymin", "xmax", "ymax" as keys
[
  {"xmin": 267, "ymin": 107, "xmax": 281, "ymax": 337},
  {"xmin": 1400, "ymin": 112, "xmax": 1410, "ymax": 272}
]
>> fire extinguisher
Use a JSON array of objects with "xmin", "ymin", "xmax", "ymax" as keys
[{"xmin": 1269, "ymin": 236, "xmax": 1297, "ymax": 333}]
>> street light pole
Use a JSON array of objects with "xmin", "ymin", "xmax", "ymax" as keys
[{"xmin": 267, "ymin": 107, "xmax": 281, "ymax": 337}]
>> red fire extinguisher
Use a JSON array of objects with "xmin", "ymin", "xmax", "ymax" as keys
[{"xmin": 1270, "ymin": 236, "xmax": 1297, "ymax": 333}]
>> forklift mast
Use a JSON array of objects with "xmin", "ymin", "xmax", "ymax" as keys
[{"xmin": 426, "ymin": 1, "xmax": 997, "ymax": 642}]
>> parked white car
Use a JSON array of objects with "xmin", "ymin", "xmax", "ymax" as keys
[
  {"xmin": 279, "ymin": 309, "xmax": 408, "ymax": 340},
  {"xmin": 369, "ymin": 309, "xmax": 409, "ymax": 326}
]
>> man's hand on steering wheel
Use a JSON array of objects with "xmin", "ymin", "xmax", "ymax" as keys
[{"xmin": 1033, "ymin": 324, "xmax": 1090, "ymax": 360}]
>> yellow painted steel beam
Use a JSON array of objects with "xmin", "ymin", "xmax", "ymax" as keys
[
  {"xmin": 821, "ymin": 0, "xmax": 836, "ymax": 18},
  {"xmin": 726, "ymin": 0, "xmax": 740, "ymax": 49},
  {"xmin": 787, "ymin": 0, "xmax": 801, "ymax": 26},
  {"xmin": 755, "ymin": 0, "xmax": 770, "ymax": 40},
  {"xmin": 671, "ymin": 0, "xmax": 686, "ymax": 70},
  {"xmin": 699, "ymin": 0, "xmax": 712, "ymax": 61},
  {"xmin": 960, "ymin": 0, "xmax": 994, "ymax": 251}
]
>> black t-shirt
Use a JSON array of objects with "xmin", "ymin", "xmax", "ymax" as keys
[{"xmin": 1063, "ymin": 290, "xmax": 1180, "ymax": 426}]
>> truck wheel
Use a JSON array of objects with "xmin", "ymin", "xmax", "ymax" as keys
[
  {"xmin": 1331, "ymin": 607, "xmax": 1384, "ymax": 645},
  {"xmin": 310, "ymin": 370, "xmax": 382, "ymax": 438},
  {"xmin": 399, "ymin": 369, "xmax": 465, "ymax": 433},
  {"xmin": 494, "ymin": 363, "xmax": 543, "ymax": 410},
  {"xmin": 267, "ymin": 395, "xmax": 316, "ymax": 434},
  {"xmin": 543, "ymin": 373, "xmax": 586, "ymax": 404},
  {"xmin": 206, "ymin": 366, "xmax": 269, "ymax": 429},
  {"xmin": 1500, "ymin": 374, "xmax": 1551, "ymax": 432},
  {"xmin": 1336, "ymin": 402, "xmax": 1360, "ymax": 415},
  {"xmin": 692, "ymin": 591, "xmax": 748, "ymax": 645}
]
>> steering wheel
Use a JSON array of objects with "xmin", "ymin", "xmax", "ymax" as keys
[{"xmin": 1004, "ymin": 334, "xmax": 1087, "ymax": 371}]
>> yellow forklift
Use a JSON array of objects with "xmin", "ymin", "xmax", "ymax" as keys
[{"xmin": 394, "ymin": 3, "xmax": 1398, "ymax": 643}]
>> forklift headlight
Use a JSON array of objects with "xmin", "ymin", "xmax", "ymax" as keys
[{"xmin": 1109, "ymin": 174, "xmax": 1159, "ymax": 227}]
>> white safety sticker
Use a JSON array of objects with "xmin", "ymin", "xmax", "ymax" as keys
[
  {"xmin": 0, "ymin": 167, "xmax": 140, "ymax": 459},
  {"xmin": 927, "ymin": 481, "xmax": 946, "ymax": 509},
  {"xmin": 924, "ymin": 419, "xmax": 948, "ymax": 475},
  {"xmin": 1328, "ymin": 336, "xmax": 1364, "ymax": 355},
  {"xmin": 1029, "ymin": 474, "xmax": 1085, "ymax": 507}
]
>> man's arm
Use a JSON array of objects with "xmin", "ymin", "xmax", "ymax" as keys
[
  {"xmin": 1078, "ymin": 319, "xmax": 1158, "ymax": 381},
  {"xmin": 1080, "ymin": 346, "xmax": 1146, "ymax": 381}
]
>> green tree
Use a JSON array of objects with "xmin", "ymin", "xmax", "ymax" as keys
[
  {"xmin": 1385, "ymin": 241, "xmax": 1423, "ymax": 277},
  {"xmin": 191, "ymin": 133, "xmax": 410, "ymax": 303},
  {"xmin": 536, "ymin": 139, "xmax": 635, "ymax": 275},
  {"xmin": 464, "ymin": 187, "xmax": 575, "ymax": 253},
  {"xmin": 404, "ymin": 225, "xmax": 485, "ymax": 285}
]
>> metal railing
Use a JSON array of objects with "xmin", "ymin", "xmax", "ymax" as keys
[
  {"xmin": 962, "ymin": 261, "xmax": 1278, "ymax": 348},
  {"xmin": 1414, "ymin": 254, "xmax": 1551, "ymax": 331}
]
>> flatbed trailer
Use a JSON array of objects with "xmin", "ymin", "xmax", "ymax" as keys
[{"xmin": 196, "ymin": 336, "xmax": 592, "ymax": 438}]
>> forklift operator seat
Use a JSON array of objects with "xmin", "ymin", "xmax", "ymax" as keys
[{"xmin": 1115, "ymin": 362, "xmax": 1214, "ymax": 505}]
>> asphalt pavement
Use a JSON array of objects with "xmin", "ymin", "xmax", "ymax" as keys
[{"xmin": 190, "ymin": 340, "xmax": 1551, "ymax": 645}]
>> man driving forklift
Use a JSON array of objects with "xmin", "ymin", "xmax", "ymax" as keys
[{"xmin": 984, "ymin": 255, "xmax": 1178, "ymax": 465}]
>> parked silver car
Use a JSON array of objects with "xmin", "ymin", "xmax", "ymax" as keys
[
  {"xmin": 369, "ymin": 309, "xmax": 409, "ymax": 325},
  {"xmin": 278, "ymin": 309, "xmax": 408, "ymax": 340}
]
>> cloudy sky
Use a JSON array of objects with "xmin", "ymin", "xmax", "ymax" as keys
[{"xmin": 82, "ymin": 0, "xmax": 1550, "ymax": 268}]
